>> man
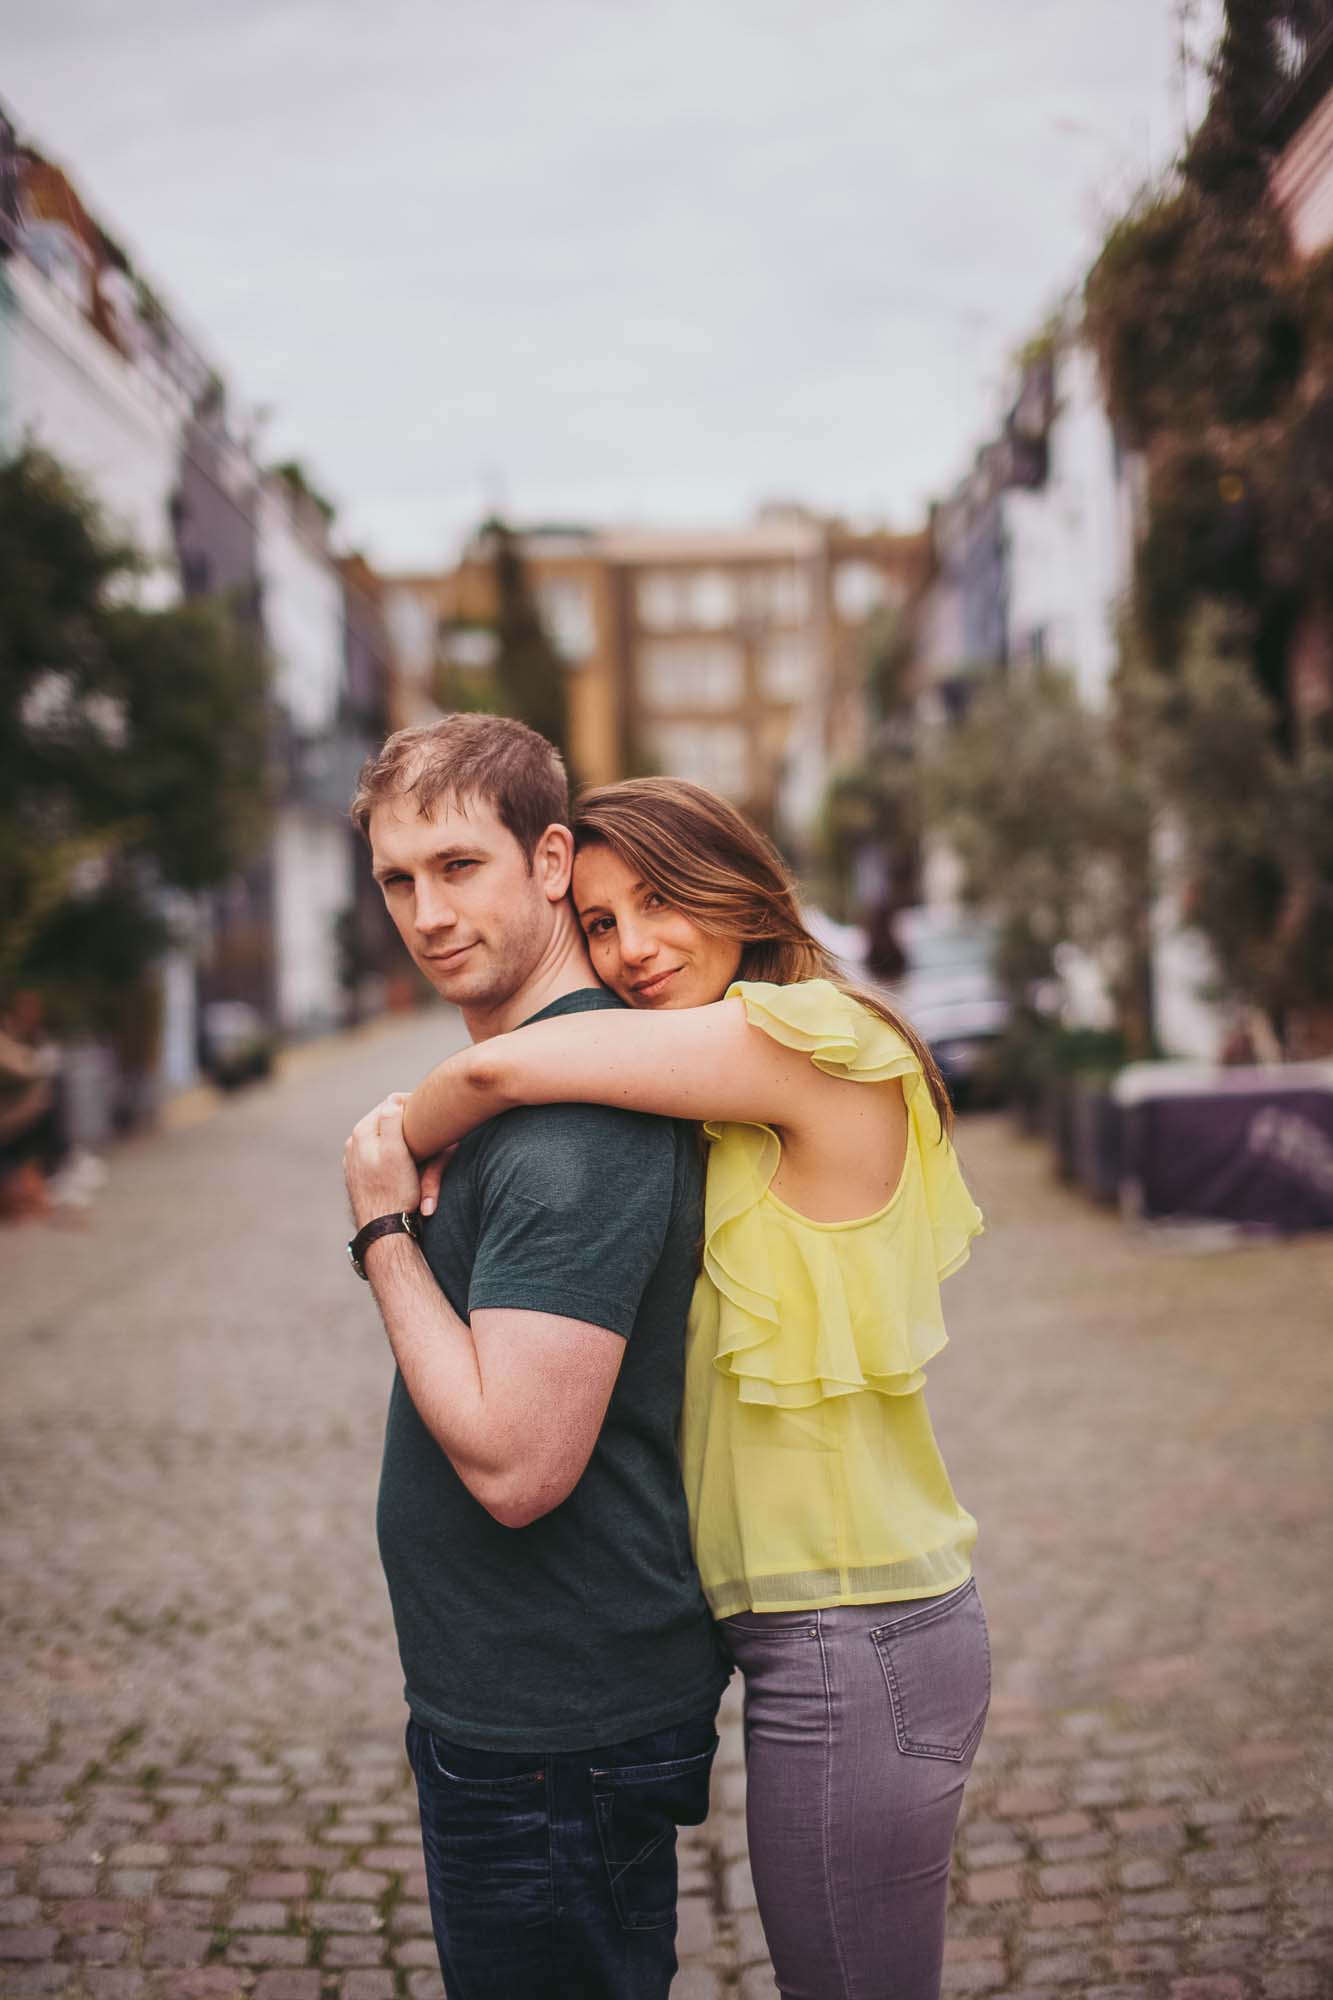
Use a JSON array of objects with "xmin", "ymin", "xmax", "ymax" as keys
[{"xmin": 342, "ymin": 714, "xmax": 728, "ymax": 2000}]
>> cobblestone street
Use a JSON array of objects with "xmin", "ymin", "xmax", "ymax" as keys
[{"xmin": 2, "ymin": 1007, "xmax": 1331, "ymax": 2000}]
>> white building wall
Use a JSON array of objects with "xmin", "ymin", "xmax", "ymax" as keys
[
  {"xmin": 1004, "ymin": 341, "xmax": 1135, "ymax": 709},
  {"xmin": 1271, "ymin": 83, "xmax": 1333, "ymax": 256},
  {"xmin": 272, "ymin": 809, "xmax": 351, "ymax": 1036},
  {"xmin": 257, "ymin": 485, "xmax": 354, "ymax": 1035},
  {"xmin": 257, "ymin": 483, "xmax": 345, "ymax": 735},
  {"xmin": 2, "ymin": 254, "xmax": 184, "ymax": 606},
  {"xmin": 382, "ymin": 585, "xmax": 441, "ymax": 723}
]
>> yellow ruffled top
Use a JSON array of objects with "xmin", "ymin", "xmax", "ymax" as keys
[{"xmin": 680, "ymin": 978, "xmax": 984, "ymax": 1618}]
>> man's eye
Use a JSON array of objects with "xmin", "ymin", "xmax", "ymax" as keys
[
  {"xmin": 382, "ymin": 874, "xmax": 409, "ymax": 889},
  {"xmin": 445, "ymin": 860, "xmax": 477, "ymax": 875}
]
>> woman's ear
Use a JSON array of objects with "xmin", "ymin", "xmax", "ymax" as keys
[{"xmin": 536, "ymin": 822, "xmax": 575, "ymax": 902}]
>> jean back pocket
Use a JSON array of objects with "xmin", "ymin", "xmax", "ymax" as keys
[{"xmin": 870, "ymin": 1580, "xmax": 991, "ymax": 1762}]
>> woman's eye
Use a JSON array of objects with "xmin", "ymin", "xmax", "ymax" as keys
[
  {"xmin": 643, "ymin": 891, "xmax": 666, "ymax": 910},
  {"xmin": 585, "ymin": 916, "xmax": 613, "ymax": 938}
]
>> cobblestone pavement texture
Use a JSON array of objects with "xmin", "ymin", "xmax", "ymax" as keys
[{"xmin": 2, "ymin": 1007, "xmax": 1331, "ymax": 1999}]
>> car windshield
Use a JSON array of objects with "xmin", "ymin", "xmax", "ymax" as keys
[{"xmin": 906, "ymin": 928, "xmax": 994, "ymax": 973}]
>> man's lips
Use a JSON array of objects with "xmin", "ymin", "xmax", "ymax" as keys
[
  {"xmin": 631, "ymin": 966, "xmax": 681, "ymax": 1000},
  {"xmin": 422, "ymin": 942, "xmax": 477, "ymax": 969}
]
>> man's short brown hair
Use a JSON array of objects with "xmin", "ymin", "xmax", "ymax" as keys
[{"xmin": 350, "ymin": 713, "xmax": 569, "ymax": 863}]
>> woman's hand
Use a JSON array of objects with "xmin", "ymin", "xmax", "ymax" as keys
[{"xmin": 419, "ymin": 1145, "xmax": 458, "ymax": 1218}]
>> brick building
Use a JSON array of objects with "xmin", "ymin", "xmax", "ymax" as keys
[{"xmin": 383, "ymin": 510, "xmax": 927, "ymax": 845}]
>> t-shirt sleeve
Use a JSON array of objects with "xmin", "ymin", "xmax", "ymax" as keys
[{"xmin": 467, "ymin": 1103, "xmax": 679, "ymax": 1336}]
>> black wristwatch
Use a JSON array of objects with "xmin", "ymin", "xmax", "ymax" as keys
[{"xmin": 348, "ymin": 1209, "xmax": 420, "ymax": 1279}]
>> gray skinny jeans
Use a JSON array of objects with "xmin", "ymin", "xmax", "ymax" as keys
[{"xmin": 722, "ymin": 1579, "xmax": 990, "ymax": 2000}]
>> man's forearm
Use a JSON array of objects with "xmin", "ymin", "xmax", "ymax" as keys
[{"xmin": 363, "ymin": 1233, "xmax": 502, "ymax": 1493}]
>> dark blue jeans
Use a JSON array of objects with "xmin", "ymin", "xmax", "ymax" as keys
[{"xmin": 405, "ymin": 1709, "xmax": 719, "ymax": 2000}]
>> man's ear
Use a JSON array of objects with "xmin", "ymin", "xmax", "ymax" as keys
[{"xmin": 534, "ymin": 823, "xmax": 575, "ymax": 902}]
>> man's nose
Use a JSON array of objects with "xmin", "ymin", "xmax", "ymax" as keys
[{"xmin": 413, "ymin": 882, "xmax": 458, "ymax": 936}]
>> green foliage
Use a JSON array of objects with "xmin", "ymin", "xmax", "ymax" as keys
[
  {"xmin": 103, "ymin": 599, "xmax": 269, "ymax": 888},
  {"xmin": 1184, "ymin": 0, "xmax": 1286, "ymax": 208},
  {"xmin": 1151, "ymin": 606, "xmax": 1333, "ymax": 1024},
  {"xmin": 1085, "ymin": 190, "xmax": 1302, "ymax": 445},
  {"xmin": 1134, "ymin": 442, "xmax": 1267, "ymax": 655},
  {"xmin": 1080, "ymin": 1, "xmax": 1333, "ymax": 1047},
  {"xmin": 483, "ymin": 519, "xmax": 568, "ymax": 762},
  {"xmin": 992, "ymin": 1009, "xmax": 1131, "ymax": 1099},
  {"xmin": 922, "ymin": 670, "xmax": 1114, "ymax": 973},
  {"xmin": 0, "ymin": 447, "xmax": 270, "ymax": 1032},
  {"xmin": 920, "ymin": 664, "xmax": 1158, "ymax": 1053},
  {"xmin": 816, "ymin": 609, "xmax": 920, "ymax": 952},
  {"xmin": 272, "ymin": 459, "xmax": 336, "ymax": 524},
  {"xmin": 862, "ymin": 606, "xmax": 916, "ymax": 730},
  {"xmin": 19, "ymin": 883, "xmax": 170, "ymax": 1039}
]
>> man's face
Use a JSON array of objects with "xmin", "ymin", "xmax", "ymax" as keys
[{"xmin": 368, "ymin": 791, "xmax": 559, "ymax": 1014}]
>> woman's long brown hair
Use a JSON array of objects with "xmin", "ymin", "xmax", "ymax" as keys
[{"xmin": 573, "ymin": 775, "xmax": 953, "ymax": 1136}]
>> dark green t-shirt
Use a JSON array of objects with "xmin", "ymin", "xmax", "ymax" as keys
[{"xmin": 376, "ymin": 987, "xmax": 729, "ymax": 1752}]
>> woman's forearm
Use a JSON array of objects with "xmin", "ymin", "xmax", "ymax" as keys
[
  {"xmin": 403, "ymin": 998, "xmax": 806, "ymax": 1159},
  {"xmin": 402, "ymin": 1041, "xmax": 516, "ymax": 1158}
]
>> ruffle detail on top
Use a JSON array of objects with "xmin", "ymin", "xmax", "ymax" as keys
[{"xmin": 701, "ymin": 979, "xmax": 984, "ymax": 1409}]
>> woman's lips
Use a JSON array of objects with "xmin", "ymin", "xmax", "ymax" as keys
[{"xmin": 632, "ymin": 966, "xmax": 681, "ymax": 1002}]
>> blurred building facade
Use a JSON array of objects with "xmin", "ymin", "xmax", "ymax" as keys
[
  {"xmin": 1267, "ymin": 19, "xmax": 1333, "ymax": 739},
  {"xmin": 910, "ymin": 316, "xmax": 1223, "ymax": 1060},
  {"xmin": 383, "ymin": 510, "xmax": 927, "ymax": 848},
  {"xmin": 1268, "ymin": 12, "xmax": 1333, "ymax": 256},
  {"xmin": 0, "ymin": 113, "xmax": 394, "ymax": 1107}
]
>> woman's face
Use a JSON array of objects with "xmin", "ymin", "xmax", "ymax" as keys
[{"xmin": 573, "ymin": 845, "xmax": 743, "ymax": 1009}]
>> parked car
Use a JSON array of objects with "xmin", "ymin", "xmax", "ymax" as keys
[
  {"xmin": 884, "ymin": 910, "xmax": 1010, "ymax": 1106},
  {"xmin": 200, "ymin": 1001, "xmax": 275, "ymax": 1091}
]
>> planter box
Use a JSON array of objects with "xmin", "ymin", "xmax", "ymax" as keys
[
  {"xmin": 1070, "ymin": 1080, "xmax": 1122, "ymax": 1206},
  {"xmin": 1114, "ymin": 1060, "xmax": 1333, "ymax": 1232}
]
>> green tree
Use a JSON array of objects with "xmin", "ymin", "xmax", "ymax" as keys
[
  {"xmin": 0, "ymin": 447, "xmax": 270, "ymax": 1035},
  {"xmin": 1149, "ymin": 607, "xmax": 1333, "ymax": 1046},
  {"xmin": 919, "ymin": 667, "xmax": 1158, "ymax": 1055},
  {"xmin": 1082, "ymin": 0, "xmax": 1333, "ymax": 1050},
  {"xmin": 818, "ymin": 610, "xmax": 920, "ymax": 975},
  {"xmin": 483, "ymin": 518, "xmax": 568, "ymax": 762}
]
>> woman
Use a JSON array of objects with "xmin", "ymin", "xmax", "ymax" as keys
[{"xmin": 402, "ymin": 776, "xmax": 990, "ymax": 2000}]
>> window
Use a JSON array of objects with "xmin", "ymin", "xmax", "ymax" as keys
[
  {"xmin": 639, "ymin": 641, "xmax": 743, "ymax": 710},
  {"xmin": 834, "ymin": 561, "xmax": 895, "ymax": 623},
  {"xmin": 747, "ymin": 566, "xmax": 810, "ymax": 624},
  {"xmin": 440, "ymin": 625, "xmax": 498, "ymax": 670},
  {"xmin": 689, "ymin": 570, "xmax": 737, "ymax": 628},
  {"xmin": 759, "ymin": 636, "xmax": 812, "ymax": 702},
  {"xmin": 537, "ymin": 578, "xmax": 595, "ymax": 662},
  {"xmin": 637, "ymin": 573, "xmax": 681, "ymax": 630},
  {"xmin": 384, "ymin": 590, "xmax": 437, "ymax": 675},
  {"xmin": 637, "ymin": 569, "xmax": 738, "ymax": 631},
  {"xmin": 649, "ymin": 722, "xmax": 750, "ymax": 798}
]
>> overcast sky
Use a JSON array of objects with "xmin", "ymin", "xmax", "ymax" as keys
[{"xmin": 5, "ymin": 1, "xmax": 1220, "ymax": 569}]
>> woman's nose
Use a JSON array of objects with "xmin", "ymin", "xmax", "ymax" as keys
[{"xmin": 616, "ymin": 919, "xmax": 657, "ymax": 965}]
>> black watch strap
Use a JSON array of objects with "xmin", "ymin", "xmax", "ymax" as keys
[{"xmin": 348, "ymin": 1209, "xmax": 419, "ymax": 1279}]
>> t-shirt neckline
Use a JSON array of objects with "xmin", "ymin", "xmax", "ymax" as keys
[{"xmin": 521, "ymin": 985, "xmax": 623, "ymax": 1030}]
